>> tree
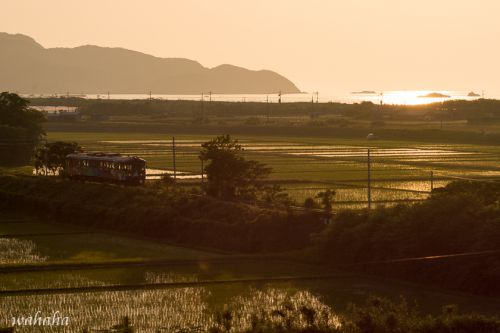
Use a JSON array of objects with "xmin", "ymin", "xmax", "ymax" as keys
[
  {"xmin": 34, "ymin": 141, "xmax": 82, "ymax": 175},
  {"xmin": 0, "ymin": 92, "xmax": 45, "ymax": 165},
  {"xmin": 316, "ymin": 189, "xmax": 336, "ymax": 213},
  {"xmin": 304, "ymin": 197, "xmax": 317, "ymax": 210},
  {"xmin": 199, "ymin": 135, "xmax": 271, "ymax": 199},
  {"xmin": 262, "ymin": 184, "xmax": 294, "ymax": 208}
]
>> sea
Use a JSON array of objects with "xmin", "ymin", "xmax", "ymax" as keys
[{"xmin": 23, "ymin": 90, "xmax": 498, "ymax": 106}]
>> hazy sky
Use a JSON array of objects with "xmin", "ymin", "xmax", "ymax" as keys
[{"xmin": 2, "ymin": 0, "xmax": 500, "ymax": 95}]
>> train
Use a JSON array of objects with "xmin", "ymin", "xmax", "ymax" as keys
[{"xmin": 65, "ymin": 152, "xmax": 146, "ymax": 185}]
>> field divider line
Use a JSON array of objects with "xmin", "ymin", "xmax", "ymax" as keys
[
  {"xmin": 0, "ymin": 256, "xmax": 292, "ymax": 274},
  {"xmin": 285, "ymin": 186, "xmax": 430, "ymax": 194},
  {"xmin": 1, "ymin": 251, "xmax": 499, "ymax": 296},
  {"xmin": 335, "ymin": 199, "xmax": 425, "ymax": 204},
  {"xmin": 0, "ymin": 231, "xmax": 100, "ymax": 238},
  {"xmin": 0, "ymin": 219, "xmax": 33, "ymax": 224},
  {"xmin": 342, "ymin": 249, "xmax": 500, "ymax": 267},
  {"xmin": 438, "ymin": 175, "xmax": 500, "ymax": 183},
  {"xmin": 0, "ymin": 272, "xmax": 356, "ymax": 297}
]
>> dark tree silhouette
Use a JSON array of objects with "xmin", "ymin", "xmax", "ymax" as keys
[
  {"xmin": 0, "ymin": 92, "xmax": 45, "ymax": 165},
  {"xmin": 34, "ymin": 141, "xmax": 82, "ymax": 175},
  {"xmin": 316, "ymin": 189, "xmax": 336, "ymax": 213},
  {"xmin": 200, "ymin": 135, "xmax": 271, "ymax": 199}
]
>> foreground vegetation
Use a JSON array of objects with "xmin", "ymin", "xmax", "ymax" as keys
[
  {"xmin": 86, "ymin": 296, "xmax": 500, "ymax": 333},
  {"xmin": 3, "ymin": 290, "xmax": 500, "ymax": 333},
  {"xmin": 0, "ymin": 174, "xmax": 499, "ymax": 298},
  {"xmin": 315, "ymin": 181, "xmax": 500, "ymax": 296},
  {"xmin": 0, "ymin": 175, "xmax": 324, "ymax": 253},
  {"xmin": 207, "ymin": 295, "xmax": 500, "ymax": 333}
]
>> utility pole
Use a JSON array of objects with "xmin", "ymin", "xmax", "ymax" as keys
[
  {"xmin": 367, "ymin": 148, "xmax": 372, "ymax": 210},
  {"xmin": 278, "ymin": 91, "xmax": 282, "ymax": 104},
  {"xmin": 311, "ymin": 93, "xmax": 314, "ymax": 114},
  {"xmin": 430, "ymin": 171, "xmax": 434, "ymax": 191},
  {"xmin": 201, "ymin": 93, "xmax": 205, "ymax": 119},
  {"xmin": 266, "ymin": 95, "xmax": 270, "ymax": 124},
  {"xmin": 149, "ymin": 91, "xmax": 152, "ymax": 101},
  {"xmin": 209, "ymin": 91, "xmax": 212, "ymax": 102},
  {"xmin": 200, "ymin": 158, "xmax": 204, "ymax": 184},
  {"xmin": 440, "ymin": 108, "xmax": 444, "ymax": 130},
  {"xmin": 172, "ymin": 137, "xmax": 177, "ymax": 182}
]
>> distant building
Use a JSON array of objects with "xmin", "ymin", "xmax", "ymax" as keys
[
  {"xmin": 46, "ymin": 110, "xmax": 81, "ymax": 121},
  {"xmin": 32, "ymin": 106, "xmax": 81, "ymax": 121}
]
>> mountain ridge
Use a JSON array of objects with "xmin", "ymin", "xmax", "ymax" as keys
[{"xmin": 0, "ymin": 32, "xmax": 300, "ymax": 94}]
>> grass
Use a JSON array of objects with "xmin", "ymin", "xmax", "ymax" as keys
[
  {"xmin": 0, "ymin": 238, "xmax": 46, "ymax": 265},
  {"xmin": 0, "ymin": 222, "xmax": 217, "ymax": 264}
]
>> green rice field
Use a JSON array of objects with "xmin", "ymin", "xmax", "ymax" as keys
[{"xmin": 46, "ymin": 131, "xmax": 500, "ymax": 209}]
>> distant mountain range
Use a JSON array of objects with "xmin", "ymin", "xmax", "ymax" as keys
[{"xmin": 0, "ymin": 33, "xmax": 300, "ymax": 95}]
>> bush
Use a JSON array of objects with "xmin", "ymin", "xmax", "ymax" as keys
[
  {"xmin": 0, "ymin": 175, "xmax": 325, "ymax": 253},
  {"xmin": 315, "ymin": 181, "xmax": 500, "ymax": 296}
]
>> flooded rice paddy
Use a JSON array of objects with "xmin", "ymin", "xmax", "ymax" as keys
[
  {"xmin": 93, "ymin": 137, "xmax": 500, "ymax": 208},
  {"xmin": 2, "ymin": 217, "xmax": 500, "ymax": 332}
]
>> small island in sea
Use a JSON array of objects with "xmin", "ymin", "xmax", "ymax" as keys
[
  {"xmin": 351, "ymin": 90, "xmax": 377, "ymax": 94},
  {"xmin": 418, "ymin": 92, "xmax": 451, "ymax": 98},
  {"xmin": 467, "ymin": 91, "xmax": 481, "ymax": 97}
]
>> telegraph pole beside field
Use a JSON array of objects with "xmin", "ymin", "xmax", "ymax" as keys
[
  {"xmin": 430, "ymin": 171, "xmax": 434, "ymax": 191},
  {"xmin": 311, "ymin": 94, "xmax": 314, "ymax": 114},
  {"xmin": 266, "ymin": 95, "xmax": 270, "ymax": 124},
  {"xmin": 172, "ymin": 137, "xmax": 177, "ymax": 181},
  {"xmin": 367, "ymin": 148, "xmax": 372, "ymax": 210},
  {"xmin": 201, "ymin": 93, "xmax": 205, "ymax": 119},
  {"xmin": 201, "ymin": 158, "xmax": 204, "ymax": 184}
]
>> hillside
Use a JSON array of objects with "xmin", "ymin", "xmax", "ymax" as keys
[{"xmin": 0, "ymin": 32, "xmax": 300, "ymax": 94}]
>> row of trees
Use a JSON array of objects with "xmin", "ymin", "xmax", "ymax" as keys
[{"xmin": 32, "ymin": 96, "xmax": 500, "ymax": 120}]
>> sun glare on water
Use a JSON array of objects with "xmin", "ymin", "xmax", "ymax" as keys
[{"xmin": 350, "ymin": 90, "xmax": 480, "ymax": 106}]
